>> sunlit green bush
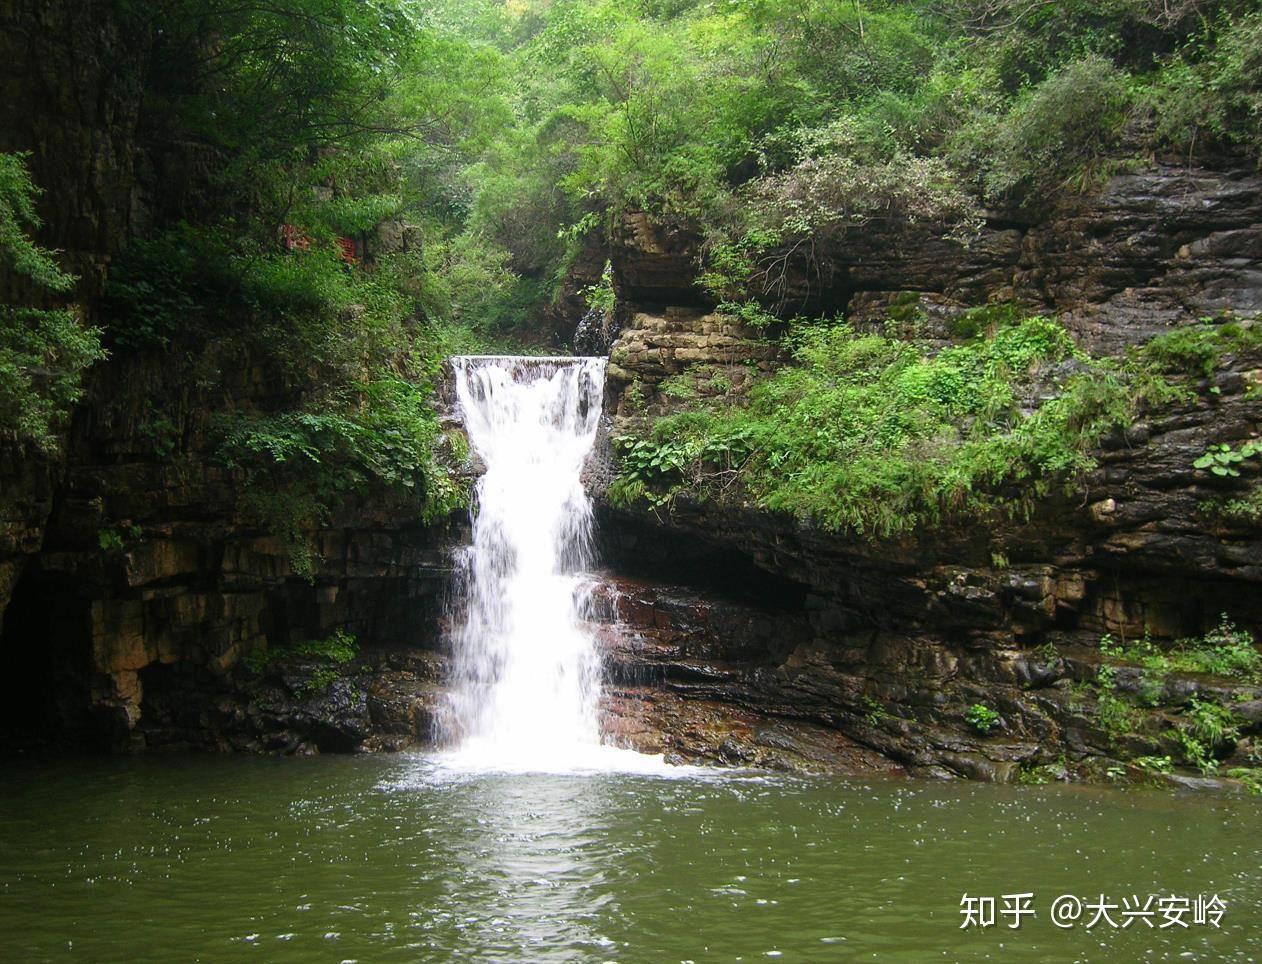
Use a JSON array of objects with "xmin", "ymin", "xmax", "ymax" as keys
[{"xmin": 610, "ymin": 313, "xmax": 1179, "ymax": 536}]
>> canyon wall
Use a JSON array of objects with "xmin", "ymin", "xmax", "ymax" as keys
[
  {"xmin": 2, "ymin": 0, "xmax": 1259, "ymax": 776},
  {"xmin": 0, "ymin": 0, "xmax": 461, "ymax": 754},
  {"xmin": 592, "ymin": 161, "xmax": 1262, "ymax": 781}
]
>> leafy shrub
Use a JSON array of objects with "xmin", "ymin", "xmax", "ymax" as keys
[
  {"xmin": 0, "ymin": 154, "xmax": 76, "ymax": 292},
  {"xmin": 294, "ymin": 194, "xmax": 404, "ymax": 237},
  {"xmin": 742, "ymin": 122, "xmax": 984, "ymax": 243},
  {"xmin": 217, "ymin": 377, "xmax": 464, "ymax": 578},
  {"xmin": 101, "ymin": 224, "xmax": 236, "ymax": 349},
  {"xmin": 1095, "ymin": 665, "xmax": 1143, "ymax": 741},
  {"xmin": 1138, "ymin": 319, "xmax": 1262, "ymax": 378},
  {"xmin": 1173, "ymin": 696, "xmax": 1240, "ymax": 773},
  {"xmin": 967, "ymin": 56, "xmax": 1132, "ymax": 206},
  {"xmin": 240, "ymin": 247, "xmax": 357, "ymax": 316},
  {"xmin": 0, "ymin": 153, "xmax": 106, "ymax": 452},
  {"xmin": 1186, "ymin": 696, "xmax": 1240, "ymax": 748},
  {"xmin": 582, "ymin": 260, "xmax": 616, "ymax": 314},
  {"xmin": 1181, "ymin": 618, "xmax": 1262, "ymax": 678},
  {"xmin": 245, "ymin": 629, "xmax": 358, "ymax": 676},
  {"xmin": 965, "ymin": 703, "xmax": 1001, "ymax": 734},
  {"xmin": 1099, "ymin": 616, "xmax": 1261, "ymax": 681},
  {"xmin": 1153, "ymin": 10, "xmax": 1262, "ymax": 159},
  {"xmin": 610, "ymin": 314, "xmax": 1166, "ymax": 536},
  {"xmin": 415, "ymin": 230, "xmax": 546, "ymax": 336}
]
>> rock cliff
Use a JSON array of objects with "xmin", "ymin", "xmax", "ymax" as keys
[
  {"xmin": 0, "ymin": 1, "xmax": 462, "ymax": 754},
  {"xmin": 593, "ymin": 161, "xmax": 1262, "ymax": 782},
  {"xmin": 3, "ymin": 3, "xmax": 1259, "ymax": 779}
]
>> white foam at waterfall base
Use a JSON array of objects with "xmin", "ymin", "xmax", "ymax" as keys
[{"xmin": 442, "ymin": 356, "xmax": 679, "ymax": 775}]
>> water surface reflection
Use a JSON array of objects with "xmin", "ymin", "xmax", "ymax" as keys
[{"xmin": 1, "ymin": 754, "xmax": 1259, "ymax": 961}]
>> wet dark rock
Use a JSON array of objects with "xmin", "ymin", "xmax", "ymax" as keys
[{"xmin": 574, "ymin": 306, "xmax": 621, "ymax": 356}]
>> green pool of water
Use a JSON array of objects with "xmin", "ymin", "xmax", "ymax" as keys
[{"xmin": 1, "ymin": 754, "xmax": 1259, "ymax": 960}]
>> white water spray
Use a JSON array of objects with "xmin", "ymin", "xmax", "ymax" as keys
[{"xmin": 444, "ymin": 356, "xmax": 665, "ymax": 773}]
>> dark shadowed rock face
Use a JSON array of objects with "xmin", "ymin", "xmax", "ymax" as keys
[
  {"xmin": 0, "ymin": 328, "xmax": 466, "ymax": 753},
  {"xmin": 133, "ymin": 649, "xmax": 447, "ymax": 755}
]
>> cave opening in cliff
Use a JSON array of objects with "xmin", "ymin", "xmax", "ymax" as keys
[{"xmin": 0, "ymin": 566, "xmax": 93, "ymax": 751}]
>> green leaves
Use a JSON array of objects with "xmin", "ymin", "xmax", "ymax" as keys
[
  {"xmin": 1193, "ymin": 442, "xmax": 1261, "ymax": 477},
  {"xmin": 245, "ymin": 629, "xmax": 359, "ymax": 676},
  {"xmin": 965, "ymin": 703, "xmax": 1001, "ymax": 734},
  {"xmin": 0, "ymin": 153, "xmax": 75, "ymax": 293},
  {"xmin": 0, "ymin": 153, "xmax": 105, "ymax": 452},
  {"xmin": 215, "ymin": 373, "xmax": 463, "ymax": 577},
  {"xmin": 581, "ymin": 260, "xmax": 617, "ymax": 314},
  {"xmin": 610, "ymin": 314, "xmax": 1164, "ymax": 536}
]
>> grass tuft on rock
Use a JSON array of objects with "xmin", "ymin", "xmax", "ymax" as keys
[{"xmin": 610, "ymin": 312, "xmax": 1181, "ymax": 537}]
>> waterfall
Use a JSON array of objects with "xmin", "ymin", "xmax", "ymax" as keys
[{"xmin": 443, "ymin": 356, "xmax": 658, "ymax": 772}]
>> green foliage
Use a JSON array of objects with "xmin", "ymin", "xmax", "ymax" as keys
[
  {"xmin": 1202, "ymin": 483, "xmax": 1262, "ymax": 525},
  {"xmin": 1186, "ymin": 696, "xmax": 1240, "ymax": 748},
  {"xmin": 0, "ymin": 306, "xmax": 107, "ymax": 453},
  {"xmin": 610, "ymin": 314, "xmax": 1166, "ymax": 536},
  {"xmin": 245, "ymin": 629, "xmax": 359, "ymax": 692},
  {"xmin": 1193, "ymin": 441, "xmax": 1261, "ymax": 477},
  {"xmin": 1137, "ymin": 674, "xmax": 1166, "ymax": 708},
  {"xmin": 1018, "ymin": 754, "xmax": 1073, "ymax": 785},
  {"xmin": 1134, "ymin": 754, "xmax": 1173, "ymax": 775},
  {"xmin": 297, "ymin": 195, "xmax": 405, "ymax": 238},
  {"xmin": 1152, "ymin": 10, "xmax": 1262, "ymax": 158},
  {"xmin": 101, "ymin": 191, "xmax": 471, "ymax": 582},
  {"xmin": 300, "ymin": 666, "xmax": 341, "ymax": 696},
  {"xmin": 965, "ymin": 703, "xmax": 1001, "ymax": 734},
  {"xmin": 1172, "ymin": 725, "xmax": 1217, "ymax": 774},
  {"xmin": 20, "ymin": 0, "xmax": 1262, "ymax": 578},
  {"xmin": 1100, "ymin": 616, "xmax": 1261, "ymax": 682},
  {"xmin": 98, "ymin": 524, "xmax": 143, "ymax": 554},
  {"xmin": 401, "ymin": 0, "xmax": 1262, "ymax": 331},
  {"xmin": 1138, "ymin": 319, "xmax": 1262, "ymax": 378},
  {"xmin": 1095, "ymin": 665, "xmax": 1142, "ymax": 742},
  {"xmin": 217, "ymin": 377, "xmax": 463, "ymax": 578},
  {"xmin": 413, "ymin": 232, "xmax": 532, "ymax": 335},
  {"xmin": 861, "ymin": 695, "xmax": 888, "ymax": 727},
  {"xmin": 742, "ymin": 125, "xmax": 984, "ymax": 242},
  {"xmin": 0, "ymin": 154, "xmax": 75, "ymax": 293},
  {"xmin": 1018, "ymin": 763, "xmax": 1055, "ymax": 785},
  {"xmin": 582, "ymin": 260, "xmax": 617, "ymax": 314},
  {"xmin": 136, "ymin": 1, "xmax": 424, "ymax": 163},
  {"xmin": 1181, "ymin": 622, "xmax": 1257, "ymax": 674},
  {"xmin": 622, "ymin": 379, "xmax": 648, "ymax": 415},
  {"xmin": 608, "ymin": 432, "xmax": 737, "ymax": 509},
  {"xmin": 1172, "ymin": 696, "xmax": 1241, "ymax": 774},
  {"xmin": 1226, "ymin": 767, "xmax": 1262, "ymax": 796},
  {"xmin": 101, "ymin": 223, "xmax": 234, "ymax": 349},
  {"xmin": 0, "ymin": 153, "xmax": 106, "ymax": 452},
  {"xmin": 958, "ymin": 56, "xmax": 1132, "ymax": 207},
  {"xmin": 659, "ymin": 375, "xmax": 698, "ymax": 401}
]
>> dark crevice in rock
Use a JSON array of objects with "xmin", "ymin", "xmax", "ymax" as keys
[
  {"xmin": 596, "ymin": 507, "xmax": 810, "ymax": 613},
  {"xmin": 0, "ymin": 565, "xmax": 95, "ymax": 752}
]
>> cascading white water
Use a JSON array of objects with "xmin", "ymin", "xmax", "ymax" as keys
[{"xmin": 444, "ymin": 356, "xmax": 663, "ymax": 772}]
